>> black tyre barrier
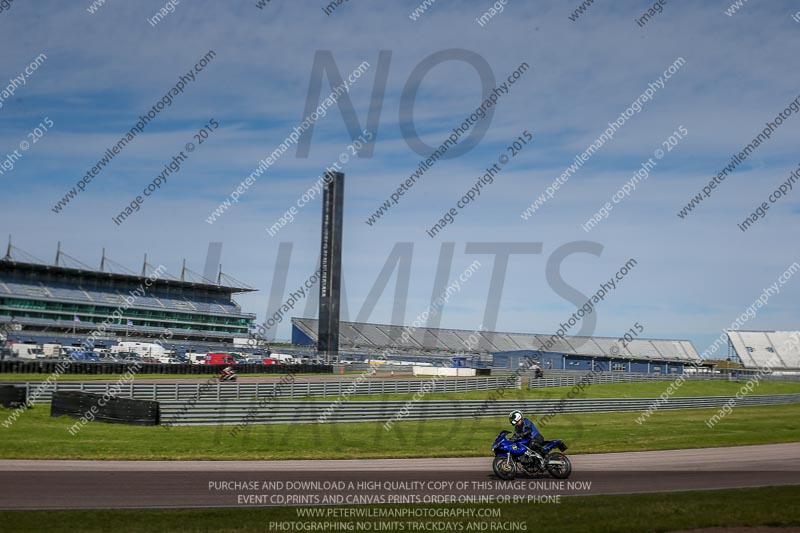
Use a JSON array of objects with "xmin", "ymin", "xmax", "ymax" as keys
[
  {"xmin": 0, "ymin": 385, "xmax": 27, "ymax": 408},
  {"xmin": 51, "ymin": 391, "xmax": 160, "ymax": 426},
  {"xmin": 476, "ymin": 369, "xmax": 492, "ymax": 376},
  {"xmin": 0, "ymin": 360, "xmax": 333, "ymax": 375}
]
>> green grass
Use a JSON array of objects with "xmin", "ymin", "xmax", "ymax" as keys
[
  {"xmin": 1, "ymin": 402, "xmax": 798, "ymax": 460},
  {"xmin": 1, "ymin": 486, "xmax": 798, "ymax": 533}
]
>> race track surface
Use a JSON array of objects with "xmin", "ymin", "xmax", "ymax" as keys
[{"xmin": 0, "ymin": 442, "xmax": 798, "ymax": 510}]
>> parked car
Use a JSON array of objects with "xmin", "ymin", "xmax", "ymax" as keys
[{"xmin": 67, "ymin": 351, "xmax": 101, "ymax": 363}]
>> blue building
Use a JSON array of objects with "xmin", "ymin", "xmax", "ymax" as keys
[{"xmin": 492, "ymin": 350, "xmax": 687, "ymax": 374}]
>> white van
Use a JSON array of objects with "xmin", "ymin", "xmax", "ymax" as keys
[
  {"xmin": 111, "ymin": 342, "xmax": 174, "ymax": 363},
  {"xmin": 186, "ymin": 353, "xmax": 208, "ymax": 365},
  {"xmin": 43, "ymin": 343, "xmax": 63, "ymax": 358},
  {"xmin": 270, "ymin": 353, "xmax": 295, "ymax": 364},
  {"xmin": 12, "ymin": 343, "xmax": 46, "ymax": 360}
]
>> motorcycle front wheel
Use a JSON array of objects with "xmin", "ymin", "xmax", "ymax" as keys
[
  {"xmin": 545, "ymin": 452, "xmax": 572, "ymax": 479},
  {"xmin": 492, "ymin": 455, "xmax": 516, "ymax": 480}
]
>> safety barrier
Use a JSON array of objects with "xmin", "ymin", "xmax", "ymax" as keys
[
  {"xmin": 51, "ymin": 391, "xmax": 160, "ymax": 426},
  {"xmin": 13, "ymin": 376, "xmax": 520, "ymax": 404},
  {"xmin": 159, "ymin": 393, "xmax": 800, "ymax": 425},
  {"xmin": 0, "ymin": 385, "xmax": 26, "ymax": 408},
  {"xmin": 526, "ymin": 372, "xmax": 800, "ymax": 388}
]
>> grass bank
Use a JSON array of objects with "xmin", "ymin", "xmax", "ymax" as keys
[{"xmin": 1, "ymin": 403, "xmax": 798, "ymax": 460}]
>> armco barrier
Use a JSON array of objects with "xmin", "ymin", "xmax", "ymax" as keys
[
  {"xmin": 0, "ymin": 360, "xmax": 331, "ymax": 375},
  {"xmin": 159, "ymin": 393, "xmax": 800, "ymax": 426},
  {"xmin": 50, "ymin": 391, "xmax": 160, "ymax": 426},
  {"xmin": 14, "ymin": 376, "xmax": 520, "ymax": 404},
  {"xmin": 528, "ymin": 372, "xmax": 775, "ymax": 388}
]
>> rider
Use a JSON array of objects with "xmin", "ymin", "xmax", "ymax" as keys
[
  {"xmin": 509, "ymin": 410, "xmax": 544, "ymax": 456},
  {"xmin": 220, "ymin": 365, "xmax": 236, "ymax": 381}
]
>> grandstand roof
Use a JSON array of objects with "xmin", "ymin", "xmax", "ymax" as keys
[
  {"xmin": 727, "ymin": 330, "xmax": 800, "ymax": 370},
  {"xmin": 0, "ymin": 259, "xmax": 255, "ymax": 295},
  {"xmin": 291, "ymin": 318, "xmax": 701, "ymax": 362}
]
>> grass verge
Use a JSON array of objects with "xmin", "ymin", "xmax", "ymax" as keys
[
  {"xmin": 1, "ymin": 485, "xmax": 798, "ymax": 533},
  {"xmin": 1, "ymin": 403, "xmax": 798, "ymax": 460}
]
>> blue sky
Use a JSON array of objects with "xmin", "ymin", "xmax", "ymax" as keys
[{"xmin": 1, "ymin": 0, "xmax": 798, "ymax": 355}]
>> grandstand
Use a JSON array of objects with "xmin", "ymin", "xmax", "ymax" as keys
[
  {"xmin": 0, "ymin": 244, "xmax": 256, "ymax": 346},
  {"xmin": 727, "ymin": 330, "xmax": 800, "ymax": 371},
  {"xmin": 291, "ymin": 318, "xmax": 703, "ymax": 373}
]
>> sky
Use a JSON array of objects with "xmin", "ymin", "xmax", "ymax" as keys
[{"xmin": 1, "ymin": 0, "xmax": 798, "ymax": 356}]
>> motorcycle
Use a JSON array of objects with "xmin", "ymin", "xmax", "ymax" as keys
[
  {"xmin": 491, "ymin": 430, "xmax": 571, "ymax": 480},
  {"xmin": 220, "ymin": 369, "xmax": 237, "ymax": 382}
]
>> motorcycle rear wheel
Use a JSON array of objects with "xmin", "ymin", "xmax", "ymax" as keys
[
  {"xmin": 492, "ymin": 455, "xmax": 516, "ymax": 480},
  {"xmin": 545, "ymin": 452, "xmax": 572, "ymax": 479}
]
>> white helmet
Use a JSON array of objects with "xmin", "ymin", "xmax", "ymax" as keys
[{"xmin": 509, "ymin": 410, "xmax": 523, "ymax": 425}]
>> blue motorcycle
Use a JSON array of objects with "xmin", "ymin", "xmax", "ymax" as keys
[{"xmin": 491, "ymin": 430, "xmax": 572, "ymax": 480}]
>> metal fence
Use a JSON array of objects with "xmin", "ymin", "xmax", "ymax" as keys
[
  {"xmin": 13, "ymin": 376, "xmax": 520, "ymax": 404},
  {"xmin": 159, "ymin": 393, "xmax": 800, "ymax": 425},
  {"xmin": 528, "ymin": 371, "xmax": 800, "ymax": 388}
]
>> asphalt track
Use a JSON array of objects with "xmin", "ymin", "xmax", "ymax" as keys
[{"xmin": 0, "ymin": 443, "xmax": 798, "ymax": 509}]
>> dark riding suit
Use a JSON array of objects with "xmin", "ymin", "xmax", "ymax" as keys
[{"xmin": 513, "ymin": 417, "xmax": 544, "ymax": 454}]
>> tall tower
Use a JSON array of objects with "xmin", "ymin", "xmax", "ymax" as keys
[{"xmin": 317, "ymin": 171, "xmax": 344, "ymax": 360}]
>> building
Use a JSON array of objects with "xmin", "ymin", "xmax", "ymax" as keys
[
  {"xmin": 727, "ymin": 330, "xmax": 800, "ymax": 371},
  {"xmin": 291, "ymin": 317, "xmax": 702, "ymax": 373},
  {"xmin": 0, "ymin": 247, "xmax": 256, "ymax": 348}
]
